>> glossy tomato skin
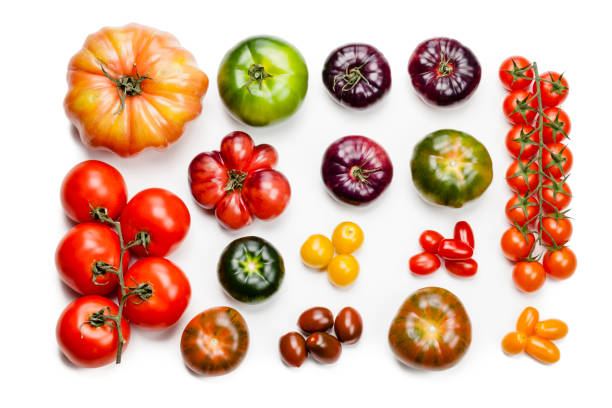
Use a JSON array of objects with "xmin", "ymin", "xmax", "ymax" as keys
[
  {"xmin": 499, "ymin": 56, "xmax": 533, "ymax": 91},
  {"xmin": 535, "ymin": 319, "xmax": 568, "ymax": 340},
  {"xmin": 411, "ymin": 129, "xmax": 492, "ymax": 208},
  {"xmin": 306, "ymin": 332, "xmax": 342, "ymax": 364},
  {"xmin": 542, "ymin": 143, "xmax": 573, "ymax": 179},
  {"xmin": 218, "ymin": 36, "xmax": 308, "ymax": 126},
  {"xmin": 409, "ymin": 252, "xmax": 441, "ymax": 275},
  {"xmin": 61, "ymin": 160, "xmax": 127, "ymax": 223},
  {"xmin": 120, "ymin": 188, "xmax": 190, "ymax": 257},
  {"xmin": 189, "ymin": 131, "xmax": 290, "ymax": 230},
  {"xmin": 331, "ymin": 222, "xmax": 364, "ymax": 254},
  {"xmin": 516, "ymin": 306, "xmax": 539, "ymax": 335},
  {"xmin": 327, "ymin": 254, "xmax": 360, "ymax": 286},
  {"xmin": 505, "ymin": 124, "xmax": 538, "ymax": 159},
  {"xmin": 56, "ymin": 223, "xmax": 128, "ymax": 295},
  {"xmin": 57, "ymin": 295, "xmax": 130, "ymax": 368},
  {"xmin": 444, "ymin": 259, "xmax": 478, "ymax": 277},
  {"xmin": 218, "ymin": 236, "xmax": 284, "ymax": 303},
  {"xmin": 506, "ymin": 159, "xmax": 539, "ymax": 195},
  {"xmin": 322, "ymin": 43, "xmax": 391, "ymax": 109},
  {"xmin": 539, "ymin": 72, "xmax": 568, "ymax": 108},
  {"xmin": 298, "ymin": 307, "xmax": 334, "ymax": 334},
  {"xmin": 181, "ymin": 307, "xmax": 249, "ymax": 376},
  {"xmin": 540, "ymin": 216, "xmax": 572, "ymax": 246},
  {"xmin": 321, "ymin": 135, "xmax": 393, "ymax": 205},
  {"xmin": 525, "ymin": 336, "xmax": 560, "ymax": 364},
  {"xmin": 279, "ymin": 332, "xmax": 307, "ymax": 367},
  {"xmin": 334, "ymin": 307, "xmax": 363, "ymax": 344},
  {"xmin": 542, "ymin": 179, "xmax": 572, "ymax": 213},
  {"xmin": 501, "ymin": 332, "xmax": 527, "ymax": 355},
  {"xmin": 543, "ymin": 247, "xmax": 576, "ymax": 280},
  {"xmin": 300, "ymin": 234, "xmax": 334, "ymax": 269},
  {"xmin": 501, "ymin": 227, "xmax": 535, "ymax": 262},
  {"xmin": 408, "ymin": 38, "xmax": 481, "ymax": 107},
  {"xmin": 541, "ymin": 107, "xmax": 571, "ymax": 144},
  {"xmin": 503, "ymin": 90, "xmax": 537, "ymax": 125},
  {"xmin": 389, "ymin": 287, "xmax": 471, "ymax": 370},
  {"xmin": 453, "ymin": 221, "xmax": 475, "ymax": 249},
  {"xmin": 419, "ymin": 230, "xmax": 444, "ymax": 253},
  {"xmin": 513, "ymin": 262, "xmax": 546, "ymax": 293},
  {"xmin": 65, "ymin": 24, "xmax": 208, "ymax": 156},
  {"xmin": 438, "ymin": 239, "xmax": 473, "ymax": 260},
  {"xmin": 505, "ymin": 194, "xmax": 539, "ymax": 227},
  {"xmin": 122, "ymin": 257, "xmax": 191, "ymax": 330}
]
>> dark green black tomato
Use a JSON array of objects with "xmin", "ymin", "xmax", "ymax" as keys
[
  {"xmin": 217, "ymin": 36, "xmax": 308, "ymax": 127},
  {"xmin": 410, "ymin": 129, "xmax": 493, "ymax": 208},
  {"xmin": 217, "ymin": 236, "xmax": 284, "ymax": 303}
]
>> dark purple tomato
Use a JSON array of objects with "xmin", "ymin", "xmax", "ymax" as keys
[
  {"xmin": 322, "ymin": 43, "xmax": 391, "ymax": 109},
  {"xmin": 321, "ymin": 135, "xmax": 393, "ymax": 205},
  {"xmin": 408, "ymin": 38, "xmax": 481, "ymax": 107},
  {"xmin": 334, "ymin": 307, "xmax": 363, "ymax": 344},
  {"xmin": 306, "ymin": 332, "xmax": 342, "ymax": 364},
  {"xmin": 279, "ymin": 332, "xmax": 307, "ymax": 367},
  {"xmin": 298, "ymin": 307, "xmax": 333, "ymax": 334}
]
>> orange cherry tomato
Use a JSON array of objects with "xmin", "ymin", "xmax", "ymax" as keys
[
  {"xmin": 501, "ymin": 332, "xmax": 527, "ymax": 355},
  {"xmin": 65, "ymin": 24, "xmax": 209, "ymax": 157},
  {"xmin": 543, "ymin": 247, "xmax": 576, "ymax": 280},
  {"xmin": 300, "ymin": 234, "xmax": 334, "ymax": 269},
  {"xmin": 327, "ymin": 254, "xmax": 359, "ymax": 286},
  {"xmin": 535, "ymin": 319, "xmax": 568, "ymax": 340},
  {"xmin": 513, "ymin": 262, "xmax": 546, "ymax": 293},
  {"xmin": 525, "ymin": 336, "xmax": 560, "ymax": 364},
  {"xmin": 516, "ymin": 307, "xmax": 539, "ymax": 336}
]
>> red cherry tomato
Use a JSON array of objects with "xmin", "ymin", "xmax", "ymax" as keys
[
  {"xmin": 60, "ymin": 160, "xmax": 127, "ymax": 223},
  {"xmin": 506, "ymin": 159, "xmax": 539, "ymax": 195},
  {"xmin": 120, "ymin": 188, "xmax": 190, "ymax": 257},
  {"xmin": 419, "ymin": 230, "xmax": 444, "ymax": 253},
  {"xmin": 505, "ymin": 124, "xmax": 538, "ymax": 160},
  {"xmin": 540, "ymin": 107, "xmax": 570, "ymax": 144},
  {"xmin": 513, "ymin": 261, "xmax": 546, "ymax": 293},
  {"xmin": 539, "ymin": 72, "xmax": 568, "ymax": 107},
  {"xmin": 542, "ymin": 179, "xmax": 571, "ymax": 213},
  {"xmin": 542, "ymin": 143, "xmax": 573, "ymax": 179},
  {"xmin": 437, "ymin": 239, "xmax": 473, "ymax": 260},
  {"xmin": 503, "ymin": 90, "xmax": 537, "ymax": 125},
  {"xmin": 540, "ymin": 216, "xmax": 572, "ymax": 247},
  {"xmin": 543, "ymin": 247, "xmax": 576, "ymax": 280},
  {"xmin": 505, "ymin": 194, "xmax": 538, "ymax": 227},
  {"xmin": 501, "ymin": 227, "xmax": 535, "ymax": 262},
  {"xmin": 499, "ymin": 56, "xmax": 534, "ymax": 91},
  {"xmin": 409, "ymin": 252, "xmax": 441, "ymax": 275},
  {"xmin": 453, "ymin": 221, "xmax": 474, "ymax": 249},
  {"xmin": 445, "ymin": 259, "xmax": 478, "ymax": 277},
  {"xmin": 56, "ymin": 295, "xmax": 130, "ymax": 368},
  {"xmin": 121, "ymin": 257, "xmax": 191, "ymax": 330},
  {"xmin": 55, "ymin": 223, "xmax": 128, "ymax": 296}
]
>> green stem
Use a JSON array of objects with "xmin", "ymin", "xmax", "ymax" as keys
[
  {"xmin": 100, "ymin": 62, "xmax": 151, "ymax": 115},
  {"xmin": 350, "ymin": 163, "xmax": 381, "ymax": 185},
  {"xmin": 246, "ymin": 64, "xmax": 272, "ymax": 95},
  {"xmin": 333, "ymin": 62, "xmax": 371, "ymax": 93}
]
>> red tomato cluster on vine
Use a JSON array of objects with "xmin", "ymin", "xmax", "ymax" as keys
[
  {"xmin": 56, "ymin": 160, "xmax": 192, "ymax": 367},
  {"xmin": 409, "ymin": 221, "xmax": 478, "ymax": 277},
  {"xmin": 498, "ymin": 57, "xmax": 576, "ymax": 293}
]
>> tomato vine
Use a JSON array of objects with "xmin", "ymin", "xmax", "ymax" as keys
[{"xmin": 506, "ymin": 62, "xmax": 571, "ymax": 258}]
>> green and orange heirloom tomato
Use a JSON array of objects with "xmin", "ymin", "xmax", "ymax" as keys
[
  {"xmin": 388, "ymin": 287, "xmax": 472, "ymax": 370},
  {"xmin": 217, "ymin": 36, "xmax": 308, "ymax": 127}
]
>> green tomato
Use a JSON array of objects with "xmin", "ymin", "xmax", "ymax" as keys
[
  {"xmin": 411, "ymin": 129, "xmax": 493, "ymax": 208},
  {"xmin": 217, "ymin": 36, "xmax": 308, "ymax": 127},
  {"xmin": 218, "ymin": 236, "xmax": 285, "ymax": 303}
]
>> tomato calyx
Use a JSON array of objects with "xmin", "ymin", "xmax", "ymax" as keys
[
  {"xmin": 542, "ymin": 73, "xmax": 568, "ymax": 97},
  {"xmin": 508, "ymin": 194, "xmax": 538, "ymax": 220},
  {"xmin": 246, "ymin": 64, "xmax": 272, "ymax": 95},
  {"xmin": 333, "ymin": 61, "xmax": 371, "ymax": 93},
  {"xmin": 350, "ymin": 163, "xmax": 381, "ymax": 185},
  {"xmin": 543, "ymin": 176, "xmax": 571, "ymax": 204},
  {"xmin": 79, "ymin": 306, "xmax": 116, "ymax": 335},
  {"xmin": 437, "ymin": 53, "xmax": 454, "ymax": 77},
  {"xmin": 127, "ymin": 282, "xmax": 154, "ymax": 304},
  {"xmin": 542, "ymin": 110, "xmax": 569, "ymax": 144},
  {"xmin": 100, "ymin": 63, "xmax": 152, "ymax": 115},
  {"xmin": 504, "ymin": 59, "xmax": 534, "ymax": 87},
  {"xmin": 509, "ymin": 93, "xmax": 538, "ymax": 124},
  {"xmin": 543, "ymin": 145, "xmax": 570, "ymax": 177},
  {"xmin": 512, "ymin": 127, "xmax": 539, "ymax": 159},
  {"xmin": 224, "ymin": 169, "xmax": 249, "ymax": 193},
  {"xmin": 91, "ymin": 261, "xmax": 117, "ymax": 285},
  {"xmin": 507, "ymin": 158, "xmax": 538, "ymax": 190}
]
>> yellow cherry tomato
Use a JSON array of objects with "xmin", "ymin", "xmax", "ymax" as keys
[
  {"xmin": 535, "ymin": 319, "xmax": 568, "ymax": 340},
  {"xmin": 525, "ymin": 336, "xmax": 560, "ymax": 364},
  {"xmin": 327, "ymin": 254, "xmax": 359, "ymax": 286},
  {"xmin": 331, "ymin": 222, "xmax": 364, "ymax": 254},
  {"xmin": 300, "ymin": 234, "xmax": 334, "ymax": 269},
  {"xmin": 516, "ymin": 306, "xmax": 539, "ymax": 336},
  {"xmin": 501, "ymin": 332, "xmax": 527, "ymax": 355}
]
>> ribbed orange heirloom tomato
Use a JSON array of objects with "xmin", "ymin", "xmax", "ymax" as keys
[{"xmin": 65, "ymin": 24, "xmax": 209, "ymax": 157}]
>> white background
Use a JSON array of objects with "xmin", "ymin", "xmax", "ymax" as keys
[{"xmin": 1, "ymin": 0, "xmax": 610, "ymax": 406}]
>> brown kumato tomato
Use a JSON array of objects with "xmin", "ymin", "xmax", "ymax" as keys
[
  {"xmin": 180, "ymin": 307, "xmax": 249, "ymax": 376},
  {"xmin": 389, "ymin": 287, "xmax": 471, "ymax": 370}
]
